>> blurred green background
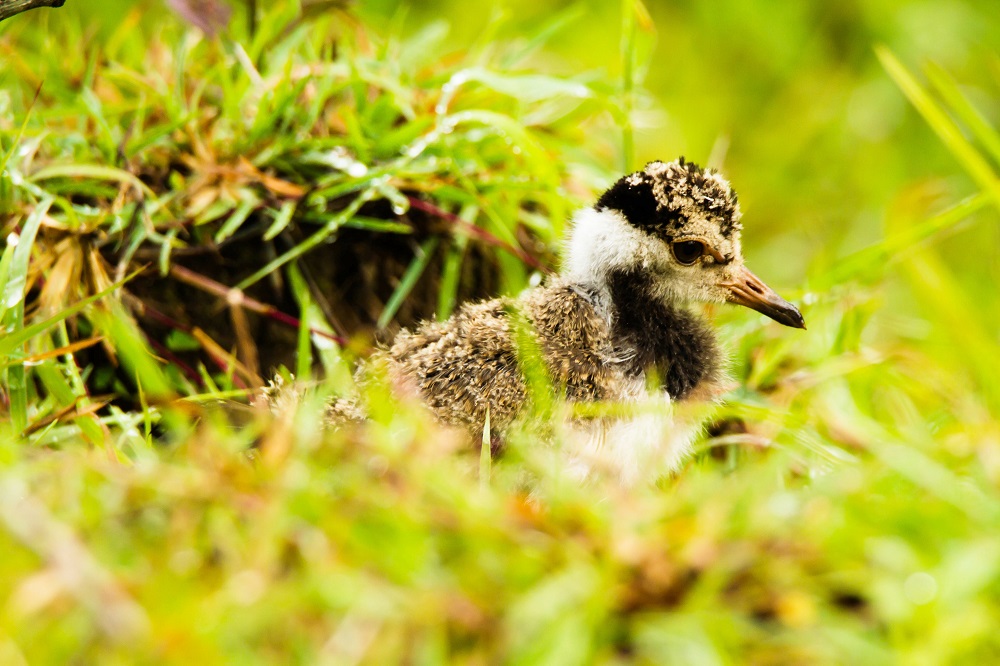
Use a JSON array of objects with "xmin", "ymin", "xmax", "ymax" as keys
[
  {"xmin": 3, "ymin": 0, "xmax": 1000, "ymax": 662},
  {"xmin": 363, "ymin": 0, "xmax": 1000, "ymax": 274}
]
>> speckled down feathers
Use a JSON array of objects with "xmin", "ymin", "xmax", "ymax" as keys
[
  {"xmin": 389, "ymin": 280, "xmax": 625, "ymax": 431},
  {"xmin": 596, "ymin": 158, "xmax": 742, "ymax": 245}
]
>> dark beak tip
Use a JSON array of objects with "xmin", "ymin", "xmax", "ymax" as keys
[
  {"xmin": 758, "ymin": 300, "xmax": 806, "ymax": 330},
  {"xmin": 778, "ymin": 304, "xmax": 806, "ymax": 330}
]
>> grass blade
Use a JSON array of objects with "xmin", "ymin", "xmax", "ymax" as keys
[
  {"xmin": 816, "ymin": 192, "xmax": 989, "ymax": 288},
  {"xmin": 877, "ymin": 47, "xmax": 1000, "ymax": 211},
  {"xmin": 0, "ymin": 83, "xmax": 41, "ymax": 177},
  {"xmin": 0, "ymin": 270, "xmax": 138, "ymax": 358},
  {"xmin": 2, "ymin": 197, "xmax": 52, "ymax": 434},
  {"xmin": 29, "ymin": 164, "xmax": 156, "ymax": 199},
  {"xmin": 235, "ymin": 188, "xmax": 377, "ymax": 291},
  {"xmin": 480, "ymin": 407, "xmax": 492, "ymax": 489},
  {"xmin": 89, "ymin": 304, "xmax": 176, "ymax": 401},
  {"xmin": 924, "ymin": 61, "xmax": 1000, "ymax": 166},
  {"xmin": 377, "ymin": 236, "xmax": 441, "ymax": 331},
  {"xmin": 437, "ymin": 204, "xmax": 476, "ymax": 321},
  {"xmin": 263, "ymin": 200, "xmax": 296, "ymax": 241},
  {"xmin": 214, "ymin": 196, "xmax": 259, "ymax": 243}
]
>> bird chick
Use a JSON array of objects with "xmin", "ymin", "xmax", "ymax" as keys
[{"xmin": 388, "ymin": 158, "xmax": 804, "ymax": 484}]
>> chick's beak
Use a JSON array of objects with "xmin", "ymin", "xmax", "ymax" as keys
[{"xmin": 720, "ymin": 265, "xmax": 806, "ymax": 329}]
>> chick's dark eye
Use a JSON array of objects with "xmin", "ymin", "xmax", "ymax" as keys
[{"xmin": 672, "ymin": 240, "xmax": 706, "ymax": 265}]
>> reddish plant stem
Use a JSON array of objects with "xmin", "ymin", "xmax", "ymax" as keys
[
  {"xmin": 130, "ymin": 297, "xmax": 193, "ymax": 333},
  {"xmin": 168, "ymin": 264, "xmax": 348, "ymax": 345},
  {"xmin": 405, "ymin": 196, "xmax": 553, "ymax": 274},
  {"xmin": 131, "ymin": 299, "xmax": 248, "ymax": 390},
  {"xmin": 146, "ymin": 337, "xmax": 204, "ymax": 387}
]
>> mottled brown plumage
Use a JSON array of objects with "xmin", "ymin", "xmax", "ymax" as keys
[{"xmin": 389, "ymin": 280, "xmax": 622, "ymax": 431}]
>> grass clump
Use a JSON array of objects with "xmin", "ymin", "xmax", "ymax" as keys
[{"xmin": 2, "ymin": 1, "xmax": 1000, "ymax": 663}]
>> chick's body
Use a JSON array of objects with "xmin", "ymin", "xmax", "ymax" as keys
[
  {"xmin": 389, "ymin": 280, "xmax": 621, "ymax": 431},
  {"xmin": 389, "ymin": 276, "xmax": 721, "ymax": 484},
  {"xmin": 384, "ymin": 158, "xmax": 804, "ymax": 484}
]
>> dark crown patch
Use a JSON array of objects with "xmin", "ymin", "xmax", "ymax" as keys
[{"xmin": 595, "ymin": 157, "xmax": 742, "ymax": 239}]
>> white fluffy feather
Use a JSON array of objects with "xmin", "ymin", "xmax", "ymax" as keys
[
  {"xmin": 564, "ymin": 206, "xmax": 736, "ymax": 306},
  {"xmin": 562, "ymin": 378, "xmax": 706, "ymax": 486},
  {"xmin": 564, "ymin": 207, "xmax": 670, "ymax": 286}
]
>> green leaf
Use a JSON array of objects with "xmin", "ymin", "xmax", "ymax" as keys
[
  {"xmin": 0, "ymin": 270, "xmax": 137, "ymax": 359},
  {"xmin": 33, "ymin": 361, "xmax": 106, "ymax": 447},
  {"xmin": 2, "ymin": 197, "xmax": 51, "ymax": 434},
  {"xmin": 877, "ymin": 47, "xmax": 1000, "ymax": 212},
  {"xmin": 29, "ymin": 163, "xmax": 156, "ymax": 199},
  {"xmin": 816, "ymin": 192, "xmax": 989, "ymax": 288},
  {"xmin": 235, "ymin": 186, "xmax": 378, "ymax": 291},
  {"xmin": 89, "ymin": 303, "xmax": 175, "ymax": 401},
  {"xmin": 215, "ymin": 193, "xmax": 260, "ymax": 243},
  {"xmin": 377, "ymin": 236, "xmax": 440, "ymax": 331},
  {"xmin": 924, "ymin": 61, "xmax": 1000, "ymax": 166},
  {"xmin": 263, "ymin": 200, "xmax": 296, "ymax": 241},
  {"xmin": 436, "ymin": 67, "xmax": 593, "ymax": 110},
  {"xmin": 480, "ymin": 407, "xmax": 492, "ymax": 489}
]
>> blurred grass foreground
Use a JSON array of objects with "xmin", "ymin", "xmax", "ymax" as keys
[{"xmin": 2, "ymin": 0, "xmax": 1000, "ymax": 662}]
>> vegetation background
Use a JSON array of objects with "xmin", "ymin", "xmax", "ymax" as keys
[{"xmin": 1, "ymin": 0, "xmax": 999, "ymax": 662}]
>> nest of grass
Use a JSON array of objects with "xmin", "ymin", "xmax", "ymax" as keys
[{"xmin": 3, "ymin": 4, "xmax": 624, "ymax": 402}]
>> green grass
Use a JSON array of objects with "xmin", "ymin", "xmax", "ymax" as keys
[{"xmin": 2, "ymin": 0, "xmax": 1000, "ymax": 663}]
